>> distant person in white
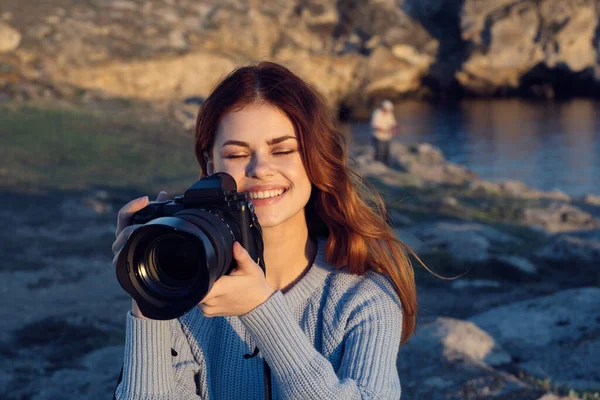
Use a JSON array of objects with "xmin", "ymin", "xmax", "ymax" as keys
[{"xmin": 370, "ymin": 100, "xmax": 398, "ymax": 166}]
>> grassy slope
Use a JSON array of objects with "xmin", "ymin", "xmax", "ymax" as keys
[{"xmin": 0, "ymin": 104, "xmax": 199, "ymax": 195}]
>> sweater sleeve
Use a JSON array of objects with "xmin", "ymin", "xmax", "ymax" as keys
[
  {"xmin": 114, "ymin": 312, "xmax": 204, "ymax": 400},
  {"xmin": 238, "ymin": 277, "xmax": 403, "ymax": 400}
]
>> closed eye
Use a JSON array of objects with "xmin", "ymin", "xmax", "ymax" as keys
[
  {"xmin": 223, "ymin": 154, "xmax": 249, "ymax": 159},
  {"xmin": 223, "ymin": 150, "xmax": 296, "ymax": 159},
  {"xmin": 273, "ymin": 150, "xmax": 296, "ymax": 156}
]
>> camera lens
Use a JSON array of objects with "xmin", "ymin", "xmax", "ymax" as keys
[
  {"xmin": 149, "ymin": 234, "xmax": 199, "ymax": 282},
  {"xmin": 116, "ymin": 209, "xmax": 239, "ymax": 320}
]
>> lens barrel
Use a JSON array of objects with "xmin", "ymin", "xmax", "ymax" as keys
[{"xmin": 116, "ymin": 209, "xmax": 236, "ymax": 320}]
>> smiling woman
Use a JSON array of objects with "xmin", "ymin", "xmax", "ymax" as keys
[
  {"xmin": 112, "ymin": 61, "xmax": 419, "ymax": 400},
  {"xmin": 206, "ymin": 104, "xmax": 312, "ymax": 229}
]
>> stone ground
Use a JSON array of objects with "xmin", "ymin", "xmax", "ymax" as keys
[
  {"xmin": 0, "ymin": 190, "xmax": 134, "ymax": 399},
  {"xmin": 1, "ymin": 150, "xmax": 598, "ymax": 399}
]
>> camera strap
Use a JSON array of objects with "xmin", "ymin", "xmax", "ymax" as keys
[{"xmin": 242, "ymin": 346, "xmax": 272, "ymax": 400}]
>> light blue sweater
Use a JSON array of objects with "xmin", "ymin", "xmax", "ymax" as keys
[{"xmin": 115, "ymin": 241, "xmax": 403, "ymax": 399}]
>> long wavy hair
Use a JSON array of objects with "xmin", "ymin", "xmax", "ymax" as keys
[{"xmin": 194, "ymin": 62, "xmax": 417, "ymax": 344}]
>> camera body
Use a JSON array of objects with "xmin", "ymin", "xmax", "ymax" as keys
[
  {"xmin": 116, "ymin": 172, "xmax": 264, "ymax": 320},
  {"xmin": 133, "ymin": 172, "xmax": 263, "ymax": 264}
]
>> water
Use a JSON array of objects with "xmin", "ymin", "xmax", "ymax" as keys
[{"xmin": 348, "ymin": 99, "xmax": 600, "ymax": 197}]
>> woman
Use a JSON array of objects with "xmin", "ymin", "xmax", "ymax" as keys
[{"xmin": 112, "ymin": 62, "xmax": 418, "ymax": 399}]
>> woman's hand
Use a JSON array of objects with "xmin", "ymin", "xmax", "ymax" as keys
[
  {"xmin": 111, "ymin": 191, "xmax": 169, "ymax": 263},
  {"xmin": 112, "ymin": 191, "xmax": 170, "ymax": 319},
  {"xmin": 199, "ymin": 242, "xmax": 274, "ymax": 317}
]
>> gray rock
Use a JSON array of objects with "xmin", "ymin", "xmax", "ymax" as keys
[
  {"xmin": 390, "ymin": 142, "xmax": 477, "ymax": 185},
  {"xmin": 582, "ymin": 193, "xmax": 600, "ymax": 207},
  {"xmin": 451, "ymin": 279, "xmax": 503, "ymax": 290},
  {"xmin": 521, "ymin": 203, "xmax": 598, "ymax": 233},
  {"xmin": 389, "ymin": 211, "xmax": 413, "ymax": 227},
  {"xmin": 110, "ymin": 1, "xmax": 138, "ymax": 11},
  {"xmin": 398, "ymin": 317, "xmax": 528, "ymax": 399},
  {"xmin": 401, "ymin": 221, "xmax": 520, "ymax": 262},
  {"xmin": 534, "ymin": 235, "xmax": 600, "ymax": 262},
  {"xmin": 30, "ymin": 346, "xmax": 124, "ymax": 400},
  {"xmin": 469, "ymin": 180, "xmax": 571, "ymax": 201},
  {"xmin": 492, "ymin": 255, "xmax": 538, "ymax": 275},
  {"xmin": 470, "ymin": 287, "xmax": 600, "ymax": 390},
  {"xmin": 537, "ymin": 394, "xmax": 579, "ymax": 400},
  {"xmin": 0, "ymin": 23, "xmax": 21, "ymax": 52},
  {"xmin": 414, "ymin": 317, "xmax": 507, "ymax": 365}
]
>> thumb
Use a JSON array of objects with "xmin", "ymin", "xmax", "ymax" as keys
[
  {"xmin": 231, "ymin": 242, "xmax": 258, "ymax": 273},
  {"xmin": 156, "ymin": 190, "xmax": 169, "ymax": 202}
]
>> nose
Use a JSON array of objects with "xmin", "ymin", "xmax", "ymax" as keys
[{"xmin": 246, "ymin": 153, "xmax": 275, "ymax": 179}]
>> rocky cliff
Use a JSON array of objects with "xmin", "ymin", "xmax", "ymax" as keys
[{"xmin": 1, "ymin": 0, "xmax": 599, "ymax": 118}]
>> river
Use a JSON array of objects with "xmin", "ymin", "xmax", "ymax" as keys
[{"xmin": 348, "ymin": 99, "xmax": 600, "ymax": 197}]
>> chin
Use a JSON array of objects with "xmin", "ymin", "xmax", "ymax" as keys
[
  {"xmin": 255, "ymin": 207, "xmax": 306, "ymax": 231},
  {"xmin": 255, "ymin": 214, "xmax": 285, "ymax": 229}
]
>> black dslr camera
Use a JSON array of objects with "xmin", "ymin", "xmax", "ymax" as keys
[{"xmin": 115, "ymin": 172, "xmax": 265, "ymax": 320}]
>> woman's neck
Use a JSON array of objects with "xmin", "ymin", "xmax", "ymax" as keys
[{"xmin": 260, "ymin": 214, "xmax": 317, "ymax": 291}]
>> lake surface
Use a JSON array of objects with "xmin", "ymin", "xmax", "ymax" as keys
[{"xmin": 348, "ymin": 99, "xmax": 600, "ymax": 197}]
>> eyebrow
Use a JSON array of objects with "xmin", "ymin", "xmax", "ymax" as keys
[{"xmin": 221, "ymin": 135, "xmax": 297, "ymax": 148}]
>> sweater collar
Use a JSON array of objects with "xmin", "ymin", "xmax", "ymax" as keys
[{"xmin": 280, "ymin": 239, "xmax": 334, "ymax": 310}]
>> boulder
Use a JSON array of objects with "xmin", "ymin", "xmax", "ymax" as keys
[
  {"xmin": 492, "ymin": 255, "xmax": 538, "ymax": 275},
  {"xmin": 397, "ymin": 317, "xmax": 532, "ymax": 399},
  {"xmin": 534, "ymin": 234, "xmax": 600, "ymax": 263},
  {"xmin": 520, "ymin": 203, "xmax": 598, "ymax": 233},
  {"xmin": 0, "ymin": 23, "xmax": 21, "ymax": 53},
  {"xmin": 390, "ymin": 142, "xmax": 478, "ymax": 185},
  {"xmin": 469, "ymin": 180, "xmax": 571, "ymax": 201},
  {"xmin": 470, "ymin": 287, "xmax": 600, "ymax": 391},
  {"xmin": 401, "ymin": 221, "xmax": 520, "ymax": 262},
  {"xmin": 582, "ymin": 194, "xmax": 600, "ymax": 207}
]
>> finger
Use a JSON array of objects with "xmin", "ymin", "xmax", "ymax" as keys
[
  {"xmin": 232, "ymin": 241, "xmax": 252, "ymax": 264},
  {"xmin": 111, "ymin": 224, "xmax": 143, "ymax": 255},
  {"xmin": 232, "ymin": 242, "xmax": 261, "ymax": 274},
  {"xmin": 198, "ymin": 295, "xmax": 222, "ymax": 307},
  {"xmin": 116, "ymin": 196, "xmax": 149, "ymax": 237},
  {"xmin": 112, "ymin": 224, "xmax": 141, "ymax": 255},
  {"xmin": 112, "ymin": 249, "xmax": 121, "ymax": 266},
  {"xmin": 155, "ymin": 191, "xmax": 169, "ymax": 202},
  {"xmin": 198, "ymin": 303, "xmax": 219, "ymax": 318},
  {"xmin": 201, "ymin": 278, "xmax": 230, "ymax": 300}
]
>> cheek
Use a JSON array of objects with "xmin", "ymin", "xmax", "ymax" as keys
[
  {"xmin": 213, "ymin": 159, "xmax": 246, "ymax": 179},
  {"xmin": 285, "ymin": 163, "xmax": 312, "ymax": 195}
]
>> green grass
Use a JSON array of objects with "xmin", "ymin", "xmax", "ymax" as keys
[{"xmin": 0, "ymin": 104, "xmax": 199, "ymax": 194}]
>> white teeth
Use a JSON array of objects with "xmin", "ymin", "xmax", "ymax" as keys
[{"xmin": 248, "ymin": 189, "xmax": 285, "ymax": 199}]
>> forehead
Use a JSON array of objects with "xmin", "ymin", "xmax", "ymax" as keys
[{"xmin": 215, "ymin": 103, "xmax": 296, "ymax": 144}]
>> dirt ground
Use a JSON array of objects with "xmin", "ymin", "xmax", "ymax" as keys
[{"xmin": 0, "ymin": 189, "xmax": 138, "ymax": 399}]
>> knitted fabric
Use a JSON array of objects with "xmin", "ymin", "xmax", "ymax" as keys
[{"xmin": 115, "ymin": 241, "xmax": 403, "ymax": 399}]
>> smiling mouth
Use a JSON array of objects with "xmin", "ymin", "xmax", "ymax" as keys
[{"xmin": 245, "ymin": 188, "xmax": 288, "ymax": 200}]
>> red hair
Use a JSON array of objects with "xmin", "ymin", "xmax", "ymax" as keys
[{"xmin": 194, "ymin": 62, "xmax": 417, "ymax": 344}]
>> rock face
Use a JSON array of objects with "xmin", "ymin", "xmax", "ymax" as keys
[
  {"xmin": 0, "ymin": 23, "xmax": 21, "ymax": 53},
  {"xmin": 459, "ymin": 0, "xmax": 600, "ymax": 98},
  {"xmin": 2, "ymin": 0, "xmax": 600, "ymax": 117}
]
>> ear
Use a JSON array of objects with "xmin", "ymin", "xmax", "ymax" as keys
[{"xmin": 203, "ymin": 151, "xmax": 215, "ymax": 175}]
